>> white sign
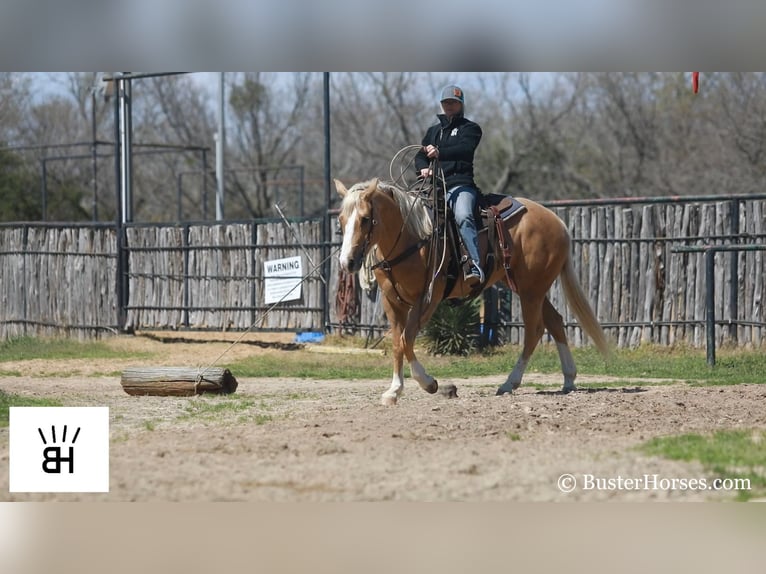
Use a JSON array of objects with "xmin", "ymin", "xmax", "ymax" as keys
[
  {"xmin": 263, "ymin": 255, "xmax": 303, "ymax": 304},
  {"xmin": 10, "ymin": 407, "xmax": 110, "ymax": 492}
]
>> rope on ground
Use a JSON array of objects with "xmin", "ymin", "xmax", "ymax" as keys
[{"xmin": 193, "ymin": 246, "xmax": 340, "ymax": 384}]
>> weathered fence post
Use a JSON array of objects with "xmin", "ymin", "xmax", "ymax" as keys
[
  {"xmin": 705, "ymin": 248, "xmax": 716, "ymax": 367},
  {"xmin": 182, "ymin": 224, "xmax": 190, "ymax": 328},
  {"xmin": 729, "ymin": 199, "xmax": 739, "ymax": 343}
]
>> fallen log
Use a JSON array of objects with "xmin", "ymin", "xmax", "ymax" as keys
[{"xmin": 120, "ymin": 367, "xmax": 238, "ymax": 396}]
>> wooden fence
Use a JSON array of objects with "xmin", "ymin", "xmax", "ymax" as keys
[
  {"xmin": 1, "ymin": 194, "xmax": 764, "ymax": 348},
  {"xmin": 0, "ymin": 224, "xmax": 117, "ymax": 340},
  {"xmin": 125, "ymin": 220, "xmax": 324, "ymax": 331},
  {"xmin": 343, "ymin": 195, "xmax": 765, "ymax": 349},
  {"xmin": 544, "ymin": 198, "xmax": 764, "ymax": 348}
]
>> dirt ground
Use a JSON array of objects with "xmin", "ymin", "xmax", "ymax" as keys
[{"xmin": 2, "ymin": 333, "xmax": 765, "ymax": 502}]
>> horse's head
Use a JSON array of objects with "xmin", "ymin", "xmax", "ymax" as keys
[{"xmin": 335, "ymin": 178, "xmax": 379, "ymax": 273}]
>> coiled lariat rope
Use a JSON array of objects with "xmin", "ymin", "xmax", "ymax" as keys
[
  {"xmin": 388, "ymin": 144, "xmax": 449, "ymax": 306},
  {"xmin": 335, "ymin": 266, "xmax": 357, "ymax": 330}
]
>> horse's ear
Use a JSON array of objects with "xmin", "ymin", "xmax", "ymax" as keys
[
  {"xmin": 334, "ymin": 179, "xmax": 348, "ymax": 197},
  {"xmin": 367, "ymin": 178, "xmax": 379, "ymax": 191}
]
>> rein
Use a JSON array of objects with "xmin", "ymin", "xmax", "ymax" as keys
[
  {"xmin": 362, "ymin": 184, "xmax": 434, "ymax": 308},
  {"xmin": 352, "ymin": 151, "xmax": 447, "ymax": 309},
  {"xmin": 370, "ymin": 238, "xmax": 430, "ymax": 273}
]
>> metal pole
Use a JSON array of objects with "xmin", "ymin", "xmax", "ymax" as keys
[
  {"xmin": 118, "ymin": 74, "xmax": 133, "ymax": 224},
  {"xmin": 176, "ymin": 173, "xmax": 183, "ymax": 221},
  {"xmin": 201, "ymin": 148, "xmax": 209, "ymax": 220},
  {"xmin": 216, "ymin": 72, "xmax": 225, "ymax": 220},
  {"xmin": 114, "ymin": 76, "xmax": 122, "ymax": 225},
  {"xmin": 322, "ymin": 72, "xmax": 331, "ymax": 333},
  {"xmin": 705, "ymin": 248, "xmax": 716, "ymax": 367},
  {"xmin": 299, "ymin": 165, "xmax": 305, "ymax": 217},
  {"xmin": 114, "ymin": 74, "xmax": 127, "ymax": 331},
  {"xmin": 91, "ymin": 90, "xmax": 99, "ymax": 221},
  {"xmin": 120, "ymin": 74, "xmax": 133, "ymax": 332},
  {"xmin": 40, "ymin": 159, "xmax": 47, "ymax": 221},
  {"xmin": 672, "ymin": 243, "xmax": 766, "ymax": 368}
]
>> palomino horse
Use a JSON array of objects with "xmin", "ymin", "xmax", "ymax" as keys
[{"xmin": 335, "ymin": 178, "xmax": 609, "ymax": 406}]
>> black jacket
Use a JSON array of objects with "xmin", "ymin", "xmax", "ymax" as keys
[{"xmin": 415, "ymin": 113, "xmax": 482, "ymax": 190}]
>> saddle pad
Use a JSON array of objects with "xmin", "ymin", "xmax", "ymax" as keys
[{"xmin": 479, "ymin": 193, "xmax": 526, "ymax": 221}]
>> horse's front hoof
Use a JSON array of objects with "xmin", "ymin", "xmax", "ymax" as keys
[
  {"xmin": 381, "ymin": 394, "xmax": 398, "ymax": 406},
  {"xmin": 424, "ymin": 379, "xmax": 438, "ymax": 394},
  {"xmin": 438, "ymin": 384, "xmax": 458, "ymax": 399},
  {"xmin": 495, "ymin": 387, "xmax": 513, "ymax": 396},
  {"xmin": 562, "ymin": 385, "xmax": 577, "ymax": 394}
]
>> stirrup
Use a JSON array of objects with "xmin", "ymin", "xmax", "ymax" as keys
[{"xmin": 464, "ymin": 262, "xmax": 485, "ymax": 284}]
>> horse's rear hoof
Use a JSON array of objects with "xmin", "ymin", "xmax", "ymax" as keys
[
  {"xmin": 495, "ymin": 388, "xmax": 513, "ymax": 396},
  {"xmin": 438, "ymin": 384, "xmax": 458, "ymax": 399},
  {"xmin": 424, "ymin": 380, "xmax": 438, "ymax": 394},
  {"xmin": 562, "ymin": 385, "xmax": 576, "ymax": 394}
]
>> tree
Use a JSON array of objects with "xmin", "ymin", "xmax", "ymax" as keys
[
  {"xmin": 709, "ymin": 72, "xmax": 766, "ymax": 192},
  {"xmin": 0, "ymin": 148, "xmax": 41, "ymax": 221},
  {"xmin": 0, "ymin": 73, "xmax": 30, "ymax": 144},
  {"xmin": 3, "ymin": 72, "xmax": 766, "ymax": 225},
  {"xmin": 134, "ymin": 74, "xmax": 217, "ymax": 221},
  {"xmin": 472, "ymin": 72, "xmax": 593, "ymax": 200},
  {"xmin": 226, "ymin": 72, "xmax": 313, "ymax": 218},
  {"xmin": 329, "ymin": 72, "xmax": 441, "ymax": 191}
]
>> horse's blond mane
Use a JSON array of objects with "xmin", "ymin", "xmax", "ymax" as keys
[
  {"xmin": 342, "ymin": 179, "xmax": 433, "ymax": 292},
  {"xmin": 342, "ymin": 179, "xmax": 433, "ymax": 240}
]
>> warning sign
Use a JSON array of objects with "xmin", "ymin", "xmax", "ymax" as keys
[{"xmin": 263, "ymin": 256, "xmax": 303, "ymax": 304}]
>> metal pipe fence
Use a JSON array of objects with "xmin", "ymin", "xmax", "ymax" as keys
[{"xmin": 0, "ymin": 193, "xmax": 764, "ymax": 351}]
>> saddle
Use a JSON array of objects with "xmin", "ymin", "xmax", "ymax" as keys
[{"xmin": 444, "ymin": 193, "xmax": 527, "ymax": 301}]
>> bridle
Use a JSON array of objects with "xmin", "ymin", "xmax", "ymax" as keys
[{"xmin": 356, "ymin": 187, "xmax": 431, "ymax": 308}]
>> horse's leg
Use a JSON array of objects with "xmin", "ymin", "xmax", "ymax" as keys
[
  {"xmin": 542, "ymin": 297, "xmax": 577, "ymax": 393},
  {"xmin": 496, "ymin": 296, "xmax": 545, "ymax": 395},
  {"xmin": 404, "ymin": 302, "xmax": 438, "ymax": 394},
  {"xmin": 381, "ymin": 299, "xmax": 407, "ymax": 406},
  {"xmin": 407, "ymin": 352, "xmax": 440, "ymax": 395},
  {"xmin": 399, "ymin": 296, "xmax": 458, "ymax": 398},
  {"xmin": 408, "ymin": 334, "xmax": 459, "ymax": 398},
  {"xmin": 407, "ymin": 348, "xmax": 438, "ymax": 395},
  {"xmin": 382, "ymin": 322, "xmax": 406, "ymax": 406}
]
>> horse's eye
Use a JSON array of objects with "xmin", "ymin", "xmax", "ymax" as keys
[{"xmin": 360, "ymin": 216, "xmax": 371, "ymax": 225}]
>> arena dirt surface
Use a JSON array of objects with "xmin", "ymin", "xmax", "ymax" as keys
[{"xmin": 2, "ymin": 333, "xmax": 765, "ymax": 502}]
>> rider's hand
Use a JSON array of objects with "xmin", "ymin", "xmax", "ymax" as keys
[
  {"xmin": 420, "ymin": 168, "xmax": 432, "ymax": 179},
  {"xmin": 424, "ymin": 144, "xmax": 439, "ymax": 159}
]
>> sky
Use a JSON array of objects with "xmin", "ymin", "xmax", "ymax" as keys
[
  {"xmin": 25, "ymin": 72, "xmax": 552, "ymax": 109},
  {"xmin": 1, "ymin": 2, "xmax": 764, "ymax": 70}
]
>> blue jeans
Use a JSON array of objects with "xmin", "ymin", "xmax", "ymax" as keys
[{"xmin": 446, "ymin": 185, "xmax": 480, "ymax": 264}]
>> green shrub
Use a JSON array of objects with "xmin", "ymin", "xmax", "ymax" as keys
[{"xmin": 421, "ymin": 299, "xmax": 481, "ymax": 356}]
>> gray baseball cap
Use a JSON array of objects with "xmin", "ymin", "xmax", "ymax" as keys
[{"xmin": 439, "ymin": 85, "xmax": 464, "ymax": 104}]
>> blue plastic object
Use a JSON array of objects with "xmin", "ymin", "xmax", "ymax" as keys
[{"xmin": 294, "ymin": 331, "xmax": 325, "ymax": 344}]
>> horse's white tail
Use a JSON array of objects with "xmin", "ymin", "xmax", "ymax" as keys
[{"xmin": 560, "ymin": 255, "xmax": 611, "ymax": 358}]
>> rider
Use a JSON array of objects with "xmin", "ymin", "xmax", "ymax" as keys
[{"xmin": 415, "ymin": 84, "xmax": 484, "ymax": 285}]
